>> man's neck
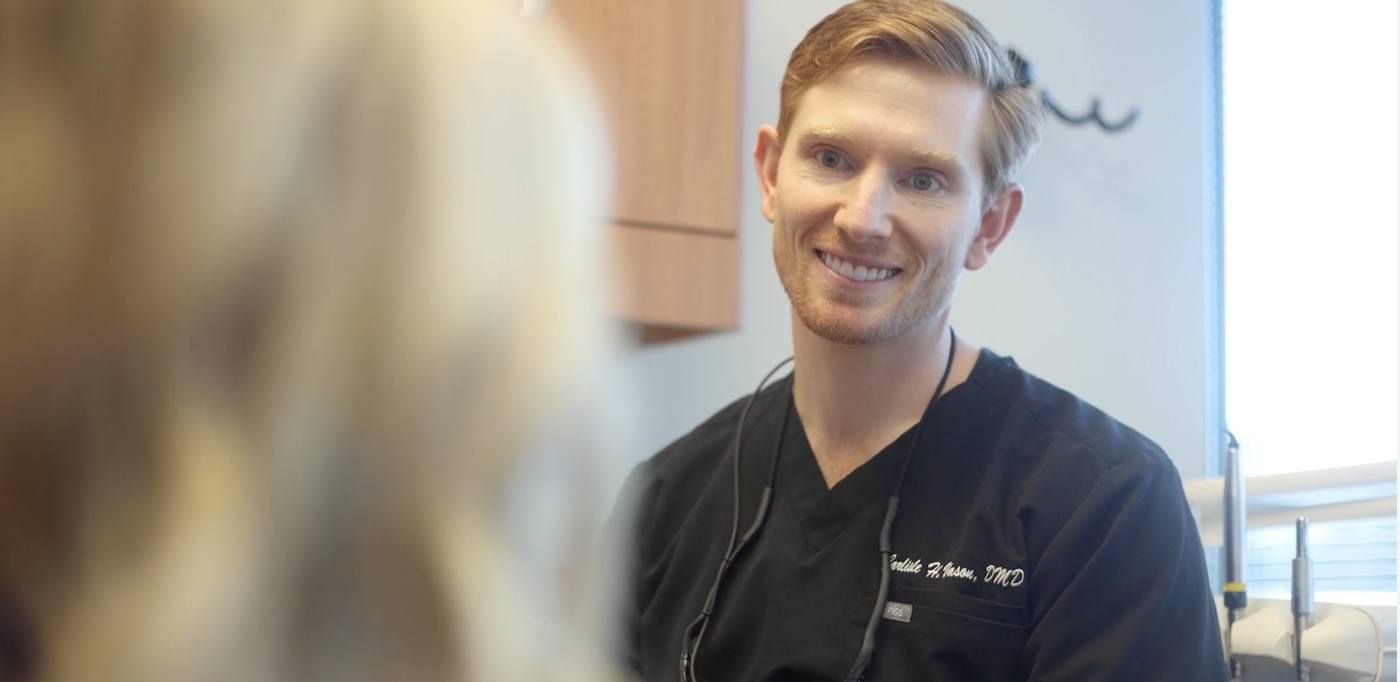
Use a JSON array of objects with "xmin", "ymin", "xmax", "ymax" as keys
[{"xmin": 790, "ymin": 311, "xmax": 978, "ymax": 489}]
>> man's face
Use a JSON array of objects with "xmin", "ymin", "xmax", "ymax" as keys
[{"xmin": 756, "ymin": 57, "xmax": 1021, "ymax": 345}]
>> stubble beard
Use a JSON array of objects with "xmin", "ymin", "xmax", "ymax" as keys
[{"xmin": 775, "ymin": 240, "xmax": 955, "ymax": 346}]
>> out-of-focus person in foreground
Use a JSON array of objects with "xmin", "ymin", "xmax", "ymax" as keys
[{"xmin": 0, "ymin": 0, "xmax": 619, "ymax": 680}]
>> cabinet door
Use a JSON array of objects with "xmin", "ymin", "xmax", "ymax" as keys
[
  {"xmin": 609, "ymin": 224, "xmax": 738, "ymax": 334},
  {"xmin": 549, "ymin": 0, "xmax": 742, "ymax": 235},
  {"xmin": 547, "ymin": 0, "xmax": 743, "ymax": 337}
]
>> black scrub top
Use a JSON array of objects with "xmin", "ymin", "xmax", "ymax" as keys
[{"xmin": 610, "ymin": 349, "xmax": 1226, "ymax": 681}]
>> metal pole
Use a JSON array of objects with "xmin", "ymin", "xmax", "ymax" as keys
[
  {"xmin": 1223, "ymin": 432, "xmax": 1247, "ymax": 679},
  {"xmin": 1291, "ymin": 517, "xmax": 1313, "ymax": 681}
]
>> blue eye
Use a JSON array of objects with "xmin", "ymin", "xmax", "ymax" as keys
[
  {"xmin": 908, "ymin": 171, "xmax": 941, "ymax": 192},
  {"xmin": 817, "ymin": 149, "xmax": 845, "ymax": 169}
]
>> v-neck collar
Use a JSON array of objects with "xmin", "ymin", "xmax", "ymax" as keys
[
  {"xmin": 773, "ymin": 348, "xmax": 999, "ymax": 555},
  {"xmin": 782, "ymin": 407, "xmax": 919, "ymax": 554}
]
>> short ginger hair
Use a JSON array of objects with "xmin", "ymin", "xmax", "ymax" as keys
[{"xmin": 778, "ymin": 0, "xmax": 1045, "ymax": 199}]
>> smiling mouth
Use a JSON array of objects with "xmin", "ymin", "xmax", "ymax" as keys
[{"xmin": 816, "ymin": 250, "xmax": 901, "ymax": 283}]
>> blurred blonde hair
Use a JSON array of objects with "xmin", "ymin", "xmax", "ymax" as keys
[{"xmin": 0, "ymin": 0, "xmax": 615, "ymax": 680}]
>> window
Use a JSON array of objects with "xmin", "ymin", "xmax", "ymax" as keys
[
  {"xmin": 1246, "ymin": 518, "xmax": 1396, "ymax": 602},
  {"xmin": 1221, "ymin": 0, "xmax": 1397, "ymax": 598}
]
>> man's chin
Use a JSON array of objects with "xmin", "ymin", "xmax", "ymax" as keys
[{"xmin": 795, "ymin": 307, "xmax": 900, "ymax": 346}]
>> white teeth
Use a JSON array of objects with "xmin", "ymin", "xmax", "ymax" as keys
[{"xmin": 820, "ymin": 251, "xmax": 897, "ymax": 282}]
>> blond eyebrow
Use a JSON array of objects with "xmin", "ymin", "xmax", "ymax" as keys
[{"xmin": 797, "ymin": 126, "xmax": 967, "ymax": 175}]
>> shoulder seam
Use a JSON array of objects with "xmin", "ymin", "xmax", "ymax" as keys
[{"xmin": 966, "ymin": 367, "xmax": 1165, "ymax": 471}]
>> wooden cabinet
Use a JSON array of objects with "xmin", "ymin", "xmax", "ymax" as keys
[{"xmin": 547, "ymin": 0, "xmax": 743, "ymax": 338}]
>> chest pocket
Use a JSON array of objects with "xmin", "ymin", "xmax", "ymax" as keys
[{"xmin": 853, "ymin": 587, "xmax": 1028, "ymax": 681}]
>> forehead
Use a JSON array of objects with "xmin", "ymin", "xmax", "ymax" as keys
[{"xmin": 784, "ymin": 57, "xmax": 988, "ymax": 177}]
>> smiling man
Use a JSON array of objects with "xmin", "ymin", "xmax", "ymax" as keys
[{"xmin": 608, "ymin": 2, "xmax": 1226, "ymax": 680}]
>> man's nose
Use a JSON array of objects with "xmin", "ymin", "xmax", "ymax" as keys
[{"xmin": 832, "ymin": 169, "xmax": 893, "ymax": 241}]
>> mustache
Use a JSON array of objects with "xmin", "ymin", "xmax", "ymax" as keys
[{"xmin": 812, "ymin": 240, "xmax": 903, "ymax": 266}]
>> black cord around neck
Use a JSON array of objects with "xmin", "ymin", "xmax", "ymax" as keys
[
  {"xmin": 892, "ymin": 327, "xmax": 958, "ymax": 498},
  {"xmin": 680, "ymin": 327, "xmax": 959, "ymax": 682},
  {"xmin": 681, "ymin": 357, "xmax": 793, "ymax": 682},
  {"xmin": 845, "ymin": 327, "xmax": 958, "ymax": 682}
]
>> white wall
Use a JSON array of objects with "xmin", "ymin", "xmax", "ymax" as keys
[{"xmin": 605, "ymin": 0, "xmax": 1221, "ymax": 500}]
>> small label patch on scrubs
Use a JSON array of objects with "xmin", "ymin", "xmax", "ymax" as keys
[{"xmin": 882, "ymin": 601, "xmax": 913, "ymax": 623}]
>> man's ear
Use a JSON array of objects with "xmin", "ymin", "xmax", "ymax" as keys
[
  {"xmin": 754, "ymin": 124, "xmax": 782, "ymax": 224},
  {"xmin": 965, "ymin": 183, "xmax": 1023, "ymax": 270}
]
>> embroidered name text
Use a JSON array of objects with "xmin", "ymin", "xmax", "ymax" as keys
[
  {"xmin": 889, "ymin": 554, "xmax": 924, "ymax": 574},
  {"xmin": 984, "ymin": 564, "xmax": 1025, "ymax": 587},
  {"xmin": 926, "ymin": 561, "xmax": 977, "ymax": 582}
]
